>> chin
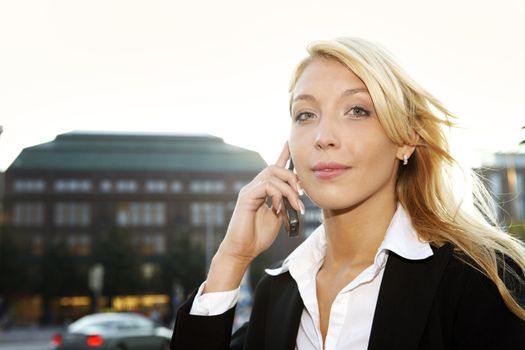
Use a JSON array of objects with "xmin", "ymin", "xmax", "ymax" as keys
[{"xmin": 305, "ymin": 188, "xmax": 364, "ymax": 211}]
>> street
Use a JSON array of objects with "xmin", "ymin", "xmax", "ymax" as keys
[
  {"xmin": 0, "ymin": 340, "xmax": 49, "ymax": 350},
  {"xmin": 0, "ymin": 327, "xmax": 59, "ymax": 350}
]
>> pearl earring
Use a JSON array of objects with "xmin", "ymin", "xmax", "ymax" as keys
[{"xmin": 403, "ymin": 154, "xmax": 408, "ymax": 165}]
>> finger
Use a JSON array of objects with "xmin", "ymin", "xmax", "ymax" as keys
[
  {"xmin": 274, "ymin": 141, "xmax": 290, "ymax": 168},
  {"xmin": 261, "ymin": 178, "xmax": 302, "ymax": 213},
  {"xmin": 252, "ymin": 179, "xmax": 285, "ymax": 213},
  {"xmin": 254, "ymin": 165, "xmax": 300, "ymax": 195}
]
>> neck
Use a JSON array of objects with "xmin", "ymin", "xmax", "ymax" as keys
[{"xmin": 322, "ymin": 194, "xmax": 397, "ymax": 269}]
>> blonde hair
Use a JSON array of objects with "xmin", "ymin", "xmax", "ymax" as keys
[{"xmin": 289, "ymin": 37, "xmax": 525, "ymax": 320}]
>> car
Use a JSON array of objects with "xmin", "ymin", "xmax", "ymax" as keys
[{"xmin": 49, "ymin": 312, "xmax": 172, "ymax": 350}]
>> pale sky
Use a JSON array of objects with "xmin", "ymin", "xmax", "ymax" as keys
[{"xmin": 1, "ymin": 0, "xmax": 524, "ymax": 172}]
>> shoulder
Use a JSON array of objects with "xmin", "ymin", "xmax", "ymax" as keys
[
  {"xmin": 427, "ymin": 243, "xmax": 523, "ymax": 294},
  {"xmin": 440, "ymin": 248, "xmax": 524, "ymax": 305},
  {"xmin": 435, "ymin": 246, "xmax": 525, "ymax": 347},
  {"xmin": 437, "ymin": 247, "xmax": 512, "ymax": 305}
]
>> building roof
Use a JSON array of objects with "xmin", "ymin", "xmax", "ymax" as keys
[{"xmin": 8, "ymin": 131, "xmax": 267, "ymax": 172}]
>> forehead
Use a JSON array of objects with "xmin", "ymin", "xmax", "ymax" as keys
[{"xmin": 293, "ymin": 56, "xmax": 367, "ymax": 95}]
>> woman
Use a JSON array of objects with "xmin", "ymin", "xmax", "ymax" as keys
[{"xmin": 171, "ymin": 38, "xmax": 525, "ymax": 349}]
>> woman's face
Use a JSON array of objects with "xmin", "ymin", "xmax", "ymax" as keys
[{"xmin": 289, "ymin": 56, "xmax": 404, "ymax": 211}]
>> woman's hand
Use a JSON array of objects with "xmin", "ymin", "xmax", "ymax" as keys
[{"xmin": 204, "ymin": 142, "xmax": 304, "ymax": 293}]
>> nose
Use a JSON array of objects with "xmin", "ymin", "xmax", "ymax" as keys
[{"xmin": 315, "ymin": 116, "xmax": 340, "ymax": 150}]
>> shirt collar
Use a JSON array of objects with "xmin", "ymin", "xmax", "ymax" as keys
[{"xmin": 265, "ymin": 203, "xmax": 433, "ymax": 277}]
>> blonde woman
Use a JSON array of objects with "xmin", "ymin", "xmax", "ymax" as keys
[{"xmin": 171, "ymin": 38, "xmax": 525, "ymax": 349}]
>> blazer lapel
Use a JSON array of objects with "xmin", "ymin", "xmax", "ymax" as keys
[
  {"xmin": 267, "ymin": 273, "xmax": 304, "ymax": 350},
  {"xmin": 367, "ymin": 243, "xmax": 453, "ymax": 350}
]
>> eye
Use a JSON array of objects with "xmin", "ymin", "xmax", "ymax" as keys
[
  {"xmin": 294, "ymin": 111, "xmax": 317, "ymax": 122},
  {"xmin": 347, "ymin": 106, "xmax": 371, "ymax": 118}
]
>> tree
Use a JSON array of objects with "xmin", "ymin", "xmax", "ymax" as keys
[
  {"xmin": 36, "ymin": 239, "xmax": 85, "ymax": 325},
  {"xmin": 160, "ymin": 234, "xmax": 205, "ymax": 297},
  {"xmin": 159, "ymin": 232, "xmax": 205, "ymax": 321},
  {"xmin": 0, "ymin": 225, "xmax": 31, "ymax": 326},
  {"xmin": 92, "ymin": 228, "xmax": 145, "ymax": 308},
  {"xmin": 0, "ymin": 226, "xmax": 30, "ymax": 295}
]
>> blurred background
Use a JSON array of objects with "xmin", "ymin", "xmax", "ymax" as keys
[{"xmin": 1, "ymin": 0, "xmax": 524, "ymax": 349}]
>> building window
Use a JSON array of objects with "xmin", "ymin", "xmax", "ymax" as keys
[
  {"xmin": 66, "ymin": 234, "xmax": 91, "ymax": 256},
  {"xmin": 116, "ymin": 202, "xmax": 166, "ymax": 227},
  {"xmin": 116, "ymin": 180, "xmax": 138, "ymax": 193},
  {"xmin": 487, "ymin": 172, "xmax": 502, "ymax": 197},
  {"xmin": 304, "ymin": 227, "xmax": 316, "ymax": 238},
  {"xmin": 304, "ymin": 208, "xmax": 322, "ymax": 224},
  {"xmin": 487, "ymin": 172, "xmax": 502, "ymax": 218},
  {"xmin": 100, "ymin": 179, "xmax": 112, "ymax": 193},
  {"xmin": 13, "ymin": 203, "xmax": 44, "ymax": 226},
  {"xmin": 54, "ymin": 179, "xmax": 92, "ymax": 193},
  {"xmin": 171, "ymin": 181, "xmax": 183, "ymax": 193},
  {"xmin": 141, "ymin": 262, "xmax": 160, "ymax": 279},
  {"xmin": 140, "ymin": 234, "xmax": 166, "ymax": 255},
  {"xmin": 233, "ymin": 181, "xmax": 248, "ymax": 193},
  {"xmin": 227, "ymin": 201, "xmax": 236, "ymax": 212},
  {"xmin": 145, "ymin": 180, "xmax": 167, "ymax": 193},
  {"xmin": 190, "ymin": 180, "xmax": 225, "ymax": 194},
  {"xmin": 13, "ymin": 179, "xmax": 46, "ymax": 193},
  {"xmin": 32, "ymin": 235, "xmax": 43, "ymax": 256},
  {"xmin": 54, "ymin": 202, "xmax": 91, "ymax": 226},
  {"xmin": 515, "ymin": 172, "xmax": 524, "ymax": 221},
  {"xmin": 190, "ymin": 202, "xmax": 224, "ymax": 226}
]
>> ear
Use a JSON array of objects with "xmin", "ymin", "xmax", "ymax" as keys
[{"xmin": 396, "ymin": 133, "xmax": 420, "ymax": 162}]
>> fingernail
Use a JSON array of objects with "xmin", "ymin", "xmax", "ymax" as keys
[
  {"xmin": 297, "ymin": 184, "xmax": 304, "ymax": 196},
  {"xmin": 276, "ymin": 203, "xmax": 282, "ymax": 215},
  {"xmin": 298, "ymin": 200, "xmax": 305, "ymax": 215}
]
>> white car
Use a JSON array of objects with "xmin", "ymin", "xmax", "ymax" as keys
[{"xmin": 49, "ymin": 312, "xmax": 172, "ymax": 350}]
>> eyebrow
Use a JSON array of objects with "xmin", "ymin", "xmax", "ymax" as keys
[
  {"xmin": 292, "ymin": 88, "xmax": 369, "ymax": 103},
  {"xmin": 341, "ymin": 88, "xmax": 368, "ymax": 96}
]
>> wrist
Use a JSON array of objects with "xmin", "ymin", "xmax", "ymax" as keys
[{"xmin": 203, "ymin": 250, "xmax": 251, "ymax": 293}]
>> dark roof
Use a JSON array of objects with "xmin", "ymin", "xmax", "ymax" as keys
[{"xmin": 8, "ymin": 131, "xmax": 267, "ymax": 172}]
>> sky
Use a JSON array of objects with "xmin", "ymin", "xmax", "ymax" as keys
[{"xmin": 1, "ymin": 0, "xmax": 524, "ymax": 172}]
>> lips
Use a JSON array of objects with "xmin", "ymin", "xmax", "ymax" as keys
[{"xmin": 312, "ymin": 162, "xmax": 351, "ymax": 180}]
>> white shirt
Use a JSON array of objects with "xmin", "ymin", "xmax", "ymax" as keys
[{"xmin": 190, "ymin": 203, "xmax": 433, "ymax": 350}]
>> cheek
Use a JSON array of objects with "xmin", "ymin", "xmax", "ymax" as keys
[
  {"xmin": 354, "ymin": 133, "xmax": 399, "ymax": 183},
  {"xmin": 352, "ymin": 119, "xmax": 398, "ymax": 160},
  {"xmin": 356, "ymin": 138, "xmax": 397, "ymax": 166},
  {"xmin": 288, "ymin": 127, "xmax": 311, "ymax": 163}
]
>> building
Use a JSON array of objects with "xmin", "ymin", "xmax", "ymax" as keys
[
  {"xmin": 2, "ymin": 131, "xmax": 321, "ymax": 325},
  {"xmin": 5, "ymin": 132, "xmax": 268, "ymax": 255},
  {"xmin": 476, "ymin": 152, "xmax": 525, "ymax": 229},
  {"xmin": 0, "ymin": 171, "xmax": 4, "ymax": 225}
]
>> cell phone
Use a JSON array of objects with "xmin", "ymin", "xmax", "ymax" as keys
[{"xmin": 283, "ymin": 159, "xmax": 300, "ymax": 237}]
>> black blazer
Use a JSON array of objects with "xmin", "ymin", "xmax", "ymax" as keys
[{"xmin": 171, "ymin": 243, "xmax": 525, "ymax": 349}]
